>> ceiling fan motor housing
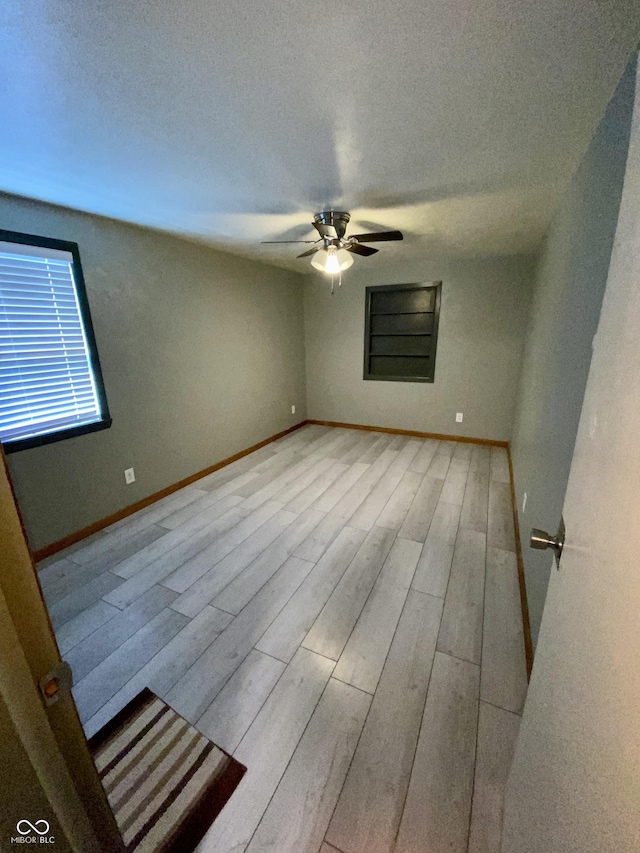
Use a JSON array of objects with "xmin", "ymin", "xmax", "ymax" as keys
[{"xmin": 314, "ymin": 211, "xmax": 351, "ymax": 240}]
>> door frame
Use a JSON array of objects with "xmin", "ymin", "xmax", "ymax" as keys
[{"xmin": 0, "ymin": 447, "xmax": 123, "ymax": 851}]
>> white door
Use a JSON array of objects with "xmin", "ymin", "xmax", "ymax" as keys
[{"xmin": 502, "ymin": 63, "xmax": 640, "ymax": 852}]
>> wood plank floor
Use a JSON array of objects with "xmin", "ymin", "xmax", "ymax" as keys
[{"xmin": 38, "ymin": 424, "xmax": 528, "ymax": 853}]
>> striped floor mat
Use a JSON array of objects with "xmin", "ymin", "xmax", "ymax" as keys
[{"xmin": 89, "ymin": 688, "xmax": 246, "ymax": 853}]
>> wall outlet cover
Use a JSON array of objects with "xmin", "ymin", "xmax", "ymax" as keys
[
  {"xmin": 456, "ymin": 412, "xmax": 463, "ymax": 423},
  {"xmin": 291, "ymin": 405, "xmax": 296, "ymax": 414},
  {"xmin": 124, "ymin": 467, "xmax": 135, "ymax": 484}
]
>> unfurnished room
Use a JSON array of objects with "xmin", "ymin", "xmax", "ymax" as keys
[{"xmin": 1, "ymin": 2, "xmax": 640, "ymax": 852}]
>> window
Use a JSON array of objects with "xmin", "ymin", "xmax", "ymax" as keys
[
  {"xmin": 364, "ymin": 281, "xmax": 441, "ymax": 383},
  {"xmin": 0, "ymin": 230, "xmax": 111, "ymax": 452}
]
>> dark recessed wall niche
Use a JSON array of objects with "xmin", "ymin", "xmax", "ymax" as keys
[{"xmin": 363, "ymin": 282, "xmax": 441, "ymax": 383}]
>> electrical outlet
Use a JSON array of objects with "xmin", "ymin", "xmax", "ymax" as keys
[
  {"xmin": 291, "ymin": 405, "xmax": 296, "ymax": 415},
  {"xmin": 124, "ymin": 467, "xmax": 135, "ymax": 485},
  {"xmin": 522, "ymin": 491, "xmax": 527, "ymax": 513},
  {"xmin": 456, "ymin": 412, "xmax": 463, "ymax": 423}
]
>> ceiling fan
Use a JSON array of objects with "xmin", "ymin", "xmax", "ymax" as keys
[{"xmin": 262, "ymin": 211, "xmax": 403, "ymax": 274}]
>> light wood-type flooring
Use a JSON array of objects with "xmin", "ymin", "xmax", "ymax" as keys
[{"xmin": 38, "ymin": 424, "xmax": 528, "ymax": 853}]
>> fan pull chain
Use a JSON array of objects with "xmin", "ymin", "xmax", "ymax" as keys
[{"xmin": 329, "ymin": 269, "xmax": 343, "ymax": 295}]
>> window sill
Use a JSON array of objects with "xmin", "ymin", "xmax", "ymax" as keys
[{"xmin": 2, "ymin": 417, "xmax": 113, "ymax": 453}]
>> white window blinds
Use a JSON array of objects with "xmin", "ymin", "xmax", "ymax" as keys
[{"xmin": 0, "ymin": 240, "xmax": 104, "ymax": 445}]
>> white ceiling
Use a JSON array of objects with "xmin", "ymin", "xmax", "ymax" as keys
[{"xmin": 1, "ymin": 0, "xmax": 639, "ymax": 271}]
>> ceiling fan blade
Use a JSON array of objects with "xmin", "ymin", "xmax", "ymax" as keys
[
  {"xmin": 312, "ymin": 221, "xmax": 338, "ymax": 239},
  {"xmin": 261, "ymin": 240, "xmax": 319, "ymax": 244},
  {"xmin": 350, "ymin": 230, "xmax": 404, "ymax": 243},
  {"xmin": 297, "ymin": 246, "xmax": 322, "ymax": 258},
  {"xmin": 347, "ymin": 243, "xmax": 379, "ymax": 256}
]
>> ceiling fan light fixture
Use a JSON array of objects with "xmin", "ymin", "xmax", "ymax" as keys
[{"xmin": 311, "ymin": 246, "xmax": 354, "ymax": 274}]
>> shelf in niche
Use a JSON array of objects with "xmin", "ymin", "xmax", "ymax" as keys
[{"xmin": 369, "ymin": 310, "xmax": 435, "ymax": 317}]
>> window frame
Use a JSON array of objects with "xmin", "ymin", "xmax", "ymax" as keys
[
  {"xmin": 363, "ymin": 281, "xmax": 442, "ymax": 383},
  {"xmin": 0, "ymin": 228, "xmax": 112, "ymax": 453}
]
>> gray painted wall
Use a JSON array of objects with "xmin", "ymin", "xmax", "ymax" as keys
[
  {"xmin": 510, "ymin": 57, "xmax": 636, "ymax": 646},
  {"xmin": 304, "ymin": 256, "xmax": 535, "ymax": 442},
  {"xmin": 1, "ymin": 194, "xmax": 306, "ymax": 551}
]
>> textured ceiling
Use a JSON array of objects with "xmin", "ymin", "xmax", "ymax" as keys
[{"xmin": 1, "ymin": 0, "xmax": 639, "ymax": 271}]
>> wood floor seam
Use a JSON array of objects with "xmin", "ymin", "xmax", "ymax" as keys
[
  {"xmin": 466, "ymin": 527, "xmax": 489, "ymax": 853},
  {"xmin": 237, "ymin": 653, "xmax": 338, "ymax": 852},
  {"xmin": 437, "ymin": 649, "xmax": 482, "ymax": 669},
  {"xmin": 479, "ymin": 697, "xmax": 523, "ymax": 718},
  {"xmin": 320, "ymin": 675, "xmax": 381, "ymax": 853},
  {"xmin": 408, "ymin": 585, "xmax": 446, "ymax": 600},
  {"xmin": 328, "ymin": 675, "xmax": 375, "ymax": 697},
  {"xmin": 388, "ymin": 604, "xmax": 441, "ymax": 853}
]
